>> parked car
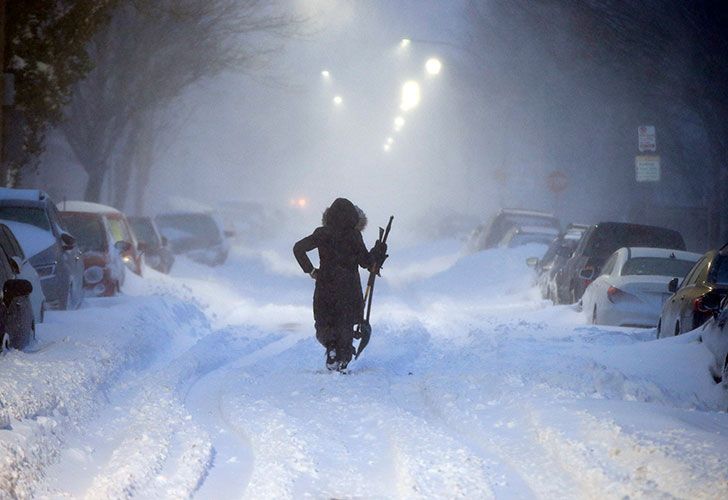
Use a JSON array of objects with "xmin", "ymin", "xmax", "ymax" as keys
[
  {"xmin": 0, "ymin": 222, "xmax": 46, "ymax": 323},
  {"xmin": 0, "ymin": 243, "xmax": 35, "ymax": 352},
  {"xmin": 128, "ymin": 216, "xmax": 175, "ymax": 274},
  {"xmin": 59, "ymin": 201, "xmax": 143, "ymax": 276},
  {"xmin": 555, "ymin": 222, "xmax": 686, "ymax": 304},
  {"xmin": 529, "ymin": 224, "xmax": 589, "ymax": 302},
  {"xmin": 699, "ymin": 295, "xmax": 728, "ymax": 383},
  {"xmin": 581, "ymin": 247, "xmax": 701, "ymax": 327},
  {"xmin": 155, "ymin": 211, "xmax": 229, "ymax": 266},
  {"xmin": 657, "ymin": 246, "xmax": 728, "ymax": 337},
  {"xmin": 0, "ymin": 189, "xmax": 84, "ymax": 310},
  {"xmin": 59, "ymin": 209, "xmax": 126, "ymax": 297},
  {"xmin": 468, "ymin": 209, "xmax": 561, "ymax": 252},
  {"xmin": 499, "ymin": 225, "xmax": 560, "ymax": 249}
]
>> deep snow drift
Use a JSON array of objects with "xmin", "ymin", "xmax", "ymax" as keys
[{"xmin": 1, "ymin": 241, "xmax": 727, "ymax": 499}]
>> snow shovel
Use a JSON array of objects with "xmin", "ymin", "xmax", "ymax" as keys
[{"xmin": 354, "ymin": 216, "xmax": 393, "ymax": 359}]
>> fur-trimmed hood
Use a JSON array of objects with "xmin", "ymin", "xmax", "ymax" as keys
[{"xmin": 322, "ymin": 197, "xmax": 367, "ymax": 232}]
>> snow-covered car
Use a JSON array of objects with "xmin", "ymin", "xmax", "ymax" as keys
[
  {"xmin": 0, "ymin": 242, "xmax": 35, "ymax": 352},
  {"xmin": 128, "ymin": 216, "xmax": 175, "ymax": 274},
  {"xmin": 529, "ymin": 224, "xmax": 589, "ymax": 302},
  {"xmin": 499, "ymin": 225, "xmax": 560, "ymax": 250},
  {"xmin": 59, "ymin": 210, "xmax": 126, "ymax": 297},
  {"xmin": 0, "ymin": 222, "xmax": 46, "ymax": 324},
  {"xmin": 700, "ymin": 295, "xmax": 728, "ymax": 383},
  {"xmin": 59, "ymin": 201, "xmax": 143, "ymax": 277},
  {"xmin": 468, "ymin": 209, "xmax": 561, "ymax": 252},
  {"xmin": 155, "ymin": 211, "xmax": 229, "ymax": 266},
  {"xmin": 0, "ymin": 189, "xmax": 84, "ymax": 310},
  {"xmin": 581, "ymin": 247, "xmax": 701, "ymax": 327}
]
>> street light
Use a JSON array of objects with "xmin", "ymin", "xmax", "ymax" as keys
[
  {"xmin": 386, "ymin": 137, "xmax": 394, "ymax": 145},
  {"xmin": 400, "ymin": 38, "xmax": 411, "ymax": 48},
  {"xmin": 333, "ymin": 95, "xmax": 343, "ymax": 106},
  {"xmin": 321, "ymin": 70, "xmax": 331, "ymax": 79},
  {"xmin": 394, "ymin": 116, "xmax": 405, "ymax": 131},
  {"xmin": 425, "ymin": 57, "xmax": 442, "ymax": 76},
  {"xmin": 383, "ymin": 143, "xmax": 392, "ymax": 152},
  {"xmin": 400, "ymin": 81, "xmax": 421, "ymax": 111}
]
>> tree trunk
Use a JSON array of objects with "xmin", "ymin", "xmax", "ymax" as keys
[{"xmin": 84, "ymin": 168, "xmax": 106, "ymax": 202}]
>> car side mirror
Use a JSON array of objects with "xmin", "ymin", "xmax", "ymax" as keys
[
  {"xmin": 578, "ymin": 268, "xmax": 594, "ymax": 280},
  {"xmin": 699, "ymin": 292, "xmax": 722, "ymax": 315},
  {"xmin": 114, "ymin": 240, "xmax": 132, "ymax": 253},
  {"xmin": 556, "ymin": 246, "xmax": 572, "ymax": 258},
  {"xmin": 60, "ymin": 233, "xmax": 76, "ymax": 251},
  {"xmin": 3, "ymin": 279, "xmax": 32, "ymax": 306},
  {"xmin": 526, "ymin": 257, "xmax": 539, "ymax": 268},
  {"xmin": 668, "ymin": 277, "xmax": 679, "ymax": 293},
  {"xmin": 8, "ymin": 256, "xmax": 22, "ymax": 275}
]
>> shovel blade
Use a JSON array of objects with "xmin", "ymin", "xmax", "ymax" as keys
[{"xmin": 355, "ymin": 321, "xmax": 372, "ymax": 359}]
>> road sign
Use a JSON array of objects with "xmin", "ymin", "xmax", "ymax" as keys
[
  {"xmin": 635, "ymin": 155, "xmax": 660, "ymax": 182},
  {"xmin": 638, "ymin": 125, "xmax": 656, "ymax": 152},
  {"xmin": 547, "ymin": 170, "xmax": 568, "ymax": 193}
]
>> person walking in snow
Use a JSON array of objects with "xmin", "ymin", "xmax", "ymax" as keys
[{"xmin": 293, "ymin": 198, "xmax": 387, "ymax": 372}]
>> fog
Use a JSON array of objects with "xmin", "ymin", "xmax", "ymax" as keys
[{"xmin": 28, "ymin": 0, "xmax": 728, "ymax": 249}]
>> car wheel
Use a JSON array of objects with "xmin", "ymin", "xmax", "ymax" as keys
[
  {"xmin": 675, "ymin": 321, "xmax": 681, "ymax": 336},
  {"xmin": 592, "ymin": 305, "xmax": 598, "ymax": 325}
]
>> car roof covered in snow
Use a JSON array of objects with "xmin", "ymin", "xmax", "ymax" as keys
[
  {"xmin": 513, "ymin": 225, "xmax": 560, "ymax": 235},
  {"xmin": 499, "ymin": 208, "xmax": 556, "ymax": 218},
  {"xmin": 0, "ymin": 219, "xmax": 56, "ymax": 258},
  {"xmin": 623, "ymin": 247, "xmax": 703, "ymax": 261},
  {"xmin": 58, "ymin": 200, "xmax": 123, "ymax": 215},
  {"xmin": 0, "ymin": 188, "xmax": 51, "ymax": 203}
]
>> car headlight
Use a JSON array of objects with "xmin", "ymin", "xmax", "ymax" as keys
[
  {"xmin": 36, "ymin": 263, "xmax": 56, "ymax": 278},
  {"xmin": 122, "ymin": 255, "xmax": 132, "ymax": 263},
  {"xmin": 83, "ymin": 266, "xmax": 104, "ymax": 285}
]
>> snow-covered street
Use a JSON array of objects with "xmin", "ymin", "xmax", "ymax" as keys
[{"xmin": 2, "ymin": 242, "xmax": 728, "ymax": 499}]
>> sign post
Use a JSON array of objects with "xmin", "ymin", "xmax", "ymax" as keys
[
  {"xmin": 635, "ymin": 155, "xmax": 660, "ymax": 182},
  {"xmin": 638, "ymin": 125, "xmax": 656, "ymax": 153}
]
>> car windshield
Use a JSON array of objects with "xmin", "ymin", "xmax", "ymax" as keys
[
  {"xmin": 586, "ymin": 226, "xmax": 685, "ymax": 258},
  {"xmin": 0, "ymin": 206, "xmax": 51, "ymax": 231},
  {"xmin": 156, "ymin": 214, "xmax": 221, "ymax": 243},
  {"xmin": 129, "ymin": 219, "xmax": 160, "ymax": 247},
  {"xmin": 59, "ymin": 214, "xmax": 107, "ymax": 252},
  {"xmin": 509, "ymin": 234, "xmax": 554, "ymax": 248},
  {"xmin": 621, "ymin": 257, "xmax": 697, "ymax": 277},
  {"xmin": 714, "ymin": 255, "xmax": 728, "ymax": 285}
]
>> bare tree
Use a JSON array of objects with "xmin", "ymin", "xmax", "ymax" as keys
[{"xmin": 63, "ymin": 0, "xmax": 299, "ymax": 204}]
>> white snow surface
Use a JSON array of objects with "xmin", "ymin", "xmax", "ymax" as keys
[{"xmin": 1, "ymin": 239, "xmax": 727, "ymax": 499}]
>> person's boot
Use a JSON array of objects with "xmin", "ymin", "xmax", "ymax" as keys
[{"xmin": 325, "ymin": 345, "xmax": 339, "ymax": 371}]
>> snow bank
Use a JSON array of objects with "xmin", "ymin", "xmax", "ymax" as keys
[{"xmin": 0, "ymin": 295, "xmax": 210, "ymax": 498}]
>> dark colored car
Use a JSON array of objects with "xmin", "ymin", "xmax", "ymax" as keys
[
  {"xmin": 555, "ymin": 222, "xmax": 686, "ymax": 304},
  {"xmin": 128, "ymin": 216, "xmax": 174, "ymax": 274},
  {"xmin": 530, "ymin": 224, "xmax": 589, "ymax": 302},
  {"xmin": 59, "ymin": 210, "xmax": 126, "ymax": 297},
  {"xmin": 155, "ymin": 212, "xmax": 229, "ymax": 266},
  {"xmin": 0, "ymin": 243, "xmax": 35, "ymax": 352},
  {"xmin": 700, "ymin": 295, "xmax": 728, "ymax": 383},
  {"xmin": 657, "ymin": 247, "xmax": 728, "ymax": 337},
  {"xmin": 0, "ymin": 189, "xmax": 84, "ymax": 310},
  {"xmin": 469, "ymin": 209, "xmax": 561, "ymax": 252}
]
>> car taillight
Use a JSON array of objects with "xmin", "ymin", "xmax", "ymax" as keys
[{"xmin": 607, "ymin": 286, "xmax": 624, "ymax": 303}]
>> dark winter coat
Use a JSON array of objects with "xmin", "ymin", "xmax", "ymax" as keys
[{"xmin": 293, "ymin": 198, "xmax": 374, "ymax": 327}]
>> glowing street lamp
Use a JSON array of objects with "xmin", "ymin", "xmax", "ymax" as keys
[
  {"xmin": 400, "ymin": 38, "xmax": 411, "ymax": 48},
  {"xmin": 383, "ymin": 143, "xmax": 392, "ymax": 152},
  {"xmin": 400, "ymin": 81, "xmax": 421, "ymax": 111},
  {"xmin": 333, "ymin": 95, "xmax": 343, "ymax": 106},
  {"xmin": 386, "ymin": 137, "xmax": 394, "ymax": 145},
  {"xmin": 321, "ymin": 70, "xmax": 331, "ymax": 79},
  {"xmin": 394, "ymin": 116, "xmax": 405, "ymax": 131},
  {"xmin": 425, "ymin": 57, "xmax": 442, "ymax": 76}
]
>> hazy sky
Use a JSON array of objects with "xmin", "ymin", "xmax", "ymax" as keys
[{"xmin": 146, "ymin": 0, "xmax": 475, "ymax": 237}]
